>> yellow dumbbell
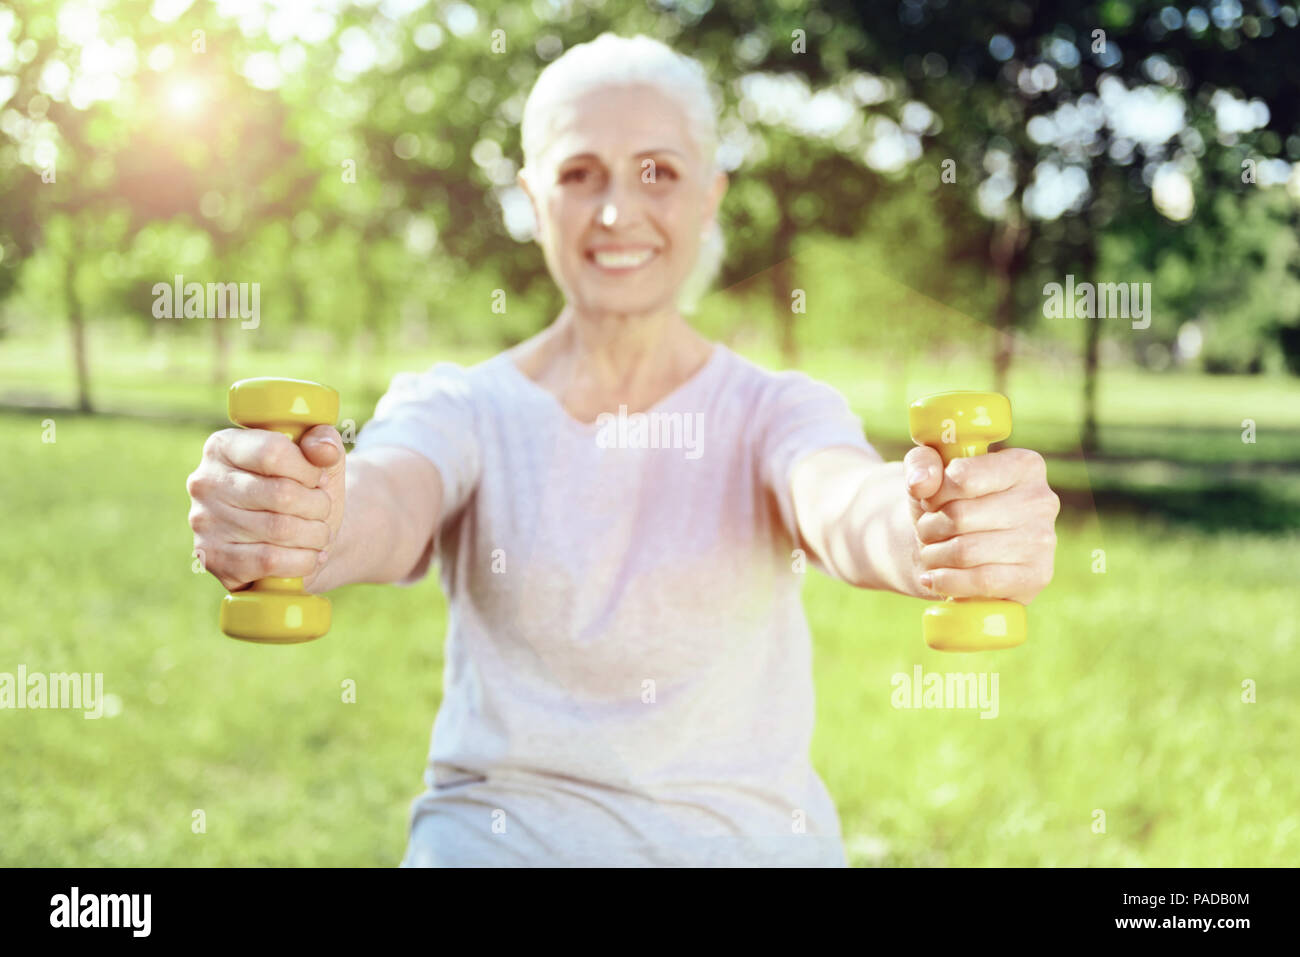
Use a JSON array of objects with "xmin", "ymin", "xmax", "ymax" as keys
[
  {"xmin": 219, "ymin": 377, "xmax": 339, "ymax": 644},
  {"xmin": 908, "ymin": 391, "xmax": 1026, "ymax": 652}
]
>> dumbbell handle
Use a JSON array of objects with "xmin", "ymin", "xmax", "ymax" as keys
[
  {"xmin": 909, "ymin": 391, "xmax": 1025, "ymax": 652},
  {"xmin": 219, "ymin": 377, "xmax": 339, "ymax": 644}
]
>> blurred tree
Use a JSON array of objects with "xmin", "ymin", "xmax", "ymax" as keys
[
  {"xmin": 2, "ymin": 0, "xmax": 1298, "ymax": 433},
  {"xmin": 829, "ymin": 0, "xmax": 1300, "ymax": 450},
  {"xmin": 0, "ymin": 0, "xmax": 318, "ymax": 405}
]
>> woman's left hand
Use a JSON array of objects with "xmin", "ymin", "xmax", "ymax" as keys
[{"xmin": 902, "ymin": 446, "xmax": 1060, "ymax": 605}]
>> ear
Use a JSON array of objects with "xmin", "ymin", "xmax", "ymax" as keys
[
  {"xmin": 517, "ymin": 168, "xmax": 543, "ymax": 241},
  {"xmin": 703, "ymin": 170, "xmax": 728, "ymax": 230}
]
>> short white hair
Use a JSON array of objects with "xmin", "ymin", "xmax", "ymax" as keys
[{"xmin": 519, "ymin": 32, "xmax": 726, "ymax": 314}]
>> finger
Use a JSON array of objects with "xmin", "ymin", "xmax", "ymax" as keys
[
  {"xmin": 300, "ymin": 425, "xmax": 344, "ymax": 475},
  {"xmin": 903, "ymin": 446, "xmax": 944, "ymax": 503},
  {"xmin": 204, "ymin": 542, "xmax": 325, "ymax": 584},
  {"xmin": 212, "ymin": 429, "xmax": 324, "ymax": 488},
  {"xmin": 921, "ymin": 563, "xmax": 1026, "ymax": 600},
  {"xmin": 924, "ymin": 448, "xmax": 1045, "ymax": 510},
  {"xmin": 919, "ymin": 527, "xmax": 1052, "ymax": 570},
  {"xmin": 915, "ymin": 487, "xmax": 1029, "ymax": 543},
  {"xmin": 216, "ymin": 470, "xmax": 332, "ymax": 522},
  {"xmin": 208, "ymin": 500, "xmax": 332, "ymax": 550}
]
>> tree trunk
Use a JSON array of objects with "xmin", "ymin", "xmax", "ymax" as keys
[
  {"xmin": 1078, "ymin": 241, "xmax": 1100, "ymax": 455},
  {"xmin": 990, "ymin": 213, "xmax": 1027, "ymax": 395},
  {"xmin": 1081, "ymin": 304, "xmax": 1100, "ymax": 452},
  {"xmin": 1082, "ymin": 323, "xmax": 1101, "ymax": 454},
  {"xmin": 66, "ymin": 253, "xmax": 92, "ymax": 413}
]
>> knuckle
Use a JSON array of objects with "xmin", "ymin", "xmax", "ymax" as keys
[
  {"xmin": 1023, "ymin": 449, "xmax": 1047, "ymax": 478},
  {"xmin": 199, "ymin": 546, "xmax": 229, "ymax": 580},
  {"xmin": 248, "ymin": 546, "xmax": 273, "ymax": 578},
  {"xmin": 1047, "ymin": 489, "xmax": 1062, "ymax": 517},
  {"xmin": 269, "ymin": 478, "xmax": 297, "ymax": 512},
  {"xmin": 188, "ymin": 506, "xmax": 209, "ymax": 533},
  {"xmin": 204, "ymin": 429, "xmax": 238, "ymax": 461},
  {"xmin": 254, "ymin": 440, "xmax": 283, "ymax": 475}
]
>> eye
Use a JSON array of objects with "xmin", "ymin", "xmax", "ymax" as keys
[
  {"xmin": 643, "ymin": 162, "xmax": 678, "ymax": 184},
  {"xmin": 559, "ymin": 167, "xmax": 588, "ymax": 184}
]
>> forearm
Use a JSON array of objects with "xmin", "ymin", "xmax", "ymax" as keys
[
  {"xmin": 834, "ymin": 461, "xmax": 927, "ymax": 595},
  {"xmin": 306, "ymin": 452, "xmax": 439, "ymax": 592},
  {"xmin": 795, "ymin": 452, "xmax": 926, "ymax": 597}
]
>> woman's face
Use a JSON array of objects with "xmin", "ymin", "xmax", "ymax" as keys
[{"xmin": 521, "ymin": 83, "xmax": 727, "ymax": 317}]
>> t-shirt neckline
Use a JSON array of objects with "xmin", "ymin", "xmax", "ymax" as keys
[{"xmin": 501, "ymin": 341, "xmax": 726, "ymax": 431}]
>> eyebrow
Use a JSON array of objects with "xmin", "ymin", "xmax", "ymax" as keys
[{"xmin": 558, "ymin": 149, "xmax": 687, "ymax": 164}]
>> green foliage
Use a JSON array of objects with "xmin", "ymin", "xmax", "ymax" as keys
[
  {"xmin": 3, "ymin": 0, "xmax": 1299, "ymax": 389},
  {"xmin": 2, "ymin": 347, "xmax": 1296, "ymax": 865}
]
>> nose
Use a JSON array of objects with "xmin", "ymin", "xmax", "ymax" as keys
[{"xmin": 593, "ymin": 171, "xmax": 641, "ymax": 230}]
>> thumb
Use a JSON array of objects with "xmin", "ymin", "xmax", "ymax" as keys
[
  {"xmin": 299, "ymin": 424, "xmax": 344, "ymax": 474},
  {"xmin": 903, "ymin": 445, "xmax": 944, "ymax": 505}
]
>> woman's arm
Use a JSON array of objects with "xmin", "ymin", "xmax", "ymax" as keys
[
  {"xmin": 791, "ymin": 446, "xmax": 925, "ymax": 596},
  {"xmin": 188, "ymin": 425, "xmax": 444, "ymax": 595},
  {"xmin": 305, "ymin": 445, "xmax": 444, "ymax": 593},
  {"xmin": 790, "ymin": 444, "xmax": 1059, "ymax": 604}
]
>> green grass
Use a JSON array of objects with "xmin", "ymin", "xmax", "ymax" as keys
[
  {"xmin": 809, "ymin": 513, "xmax": 1299, "ymax": 866},
  {"xmin": 0, "ymin": 412, "xmax": 447, "ymax": 865},
  {"xmin": 2, "ymin": 334, "xmax": 1298, "ymax": 866}
]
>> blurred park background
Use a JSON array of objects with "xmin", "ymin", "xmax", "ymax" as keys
[{"xmin": 1, "ymin": 0, "xmax": 1298, "ymax": 866}]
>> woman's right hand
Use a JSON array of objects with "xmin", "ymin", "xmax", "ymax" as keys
[{"xmin": 186, "ymin": 425, "xmax": 346, "ymax": 592}]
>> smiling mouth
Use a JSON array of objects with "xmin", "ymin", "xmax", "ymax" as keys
[{"xmin": 587, "ymin": 247, "xmax": 658, "ymax": 272}]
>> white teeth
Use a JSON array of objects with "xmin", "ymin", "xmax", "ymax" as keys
[{"xmin": 592, "ymin": 249, "xmax": 654, "ymax": 269}]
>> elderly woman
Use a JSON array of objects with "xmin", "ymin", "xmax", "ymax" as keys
[{"xmin": 186, "ymin": 33, "xmax": 1058, "ymax": 867}]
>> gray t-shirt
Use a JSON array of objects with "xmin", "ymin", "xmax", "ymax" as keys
[{"xmin": 354, "ymin": 342, "xmax": 879, "ymax": 866}]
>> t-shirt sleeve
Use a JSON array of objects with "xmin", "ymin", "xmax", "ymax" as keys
[
  {"xmin": 353, "ymin": 361, "xmax": 482, "ymax": 585},
  {"xmin": 759, "ymin": 371, "xmax": 882, "ymax": 553}
]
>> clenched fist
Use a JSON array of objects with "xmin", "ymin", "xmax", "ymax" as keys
[
  {"xmin": 903, "ymin": 446, "xmax": 1060, "ymax": 605},
  {"xmin": 186, "ymin": 425, "xmax": 346, "ymax": 593}
]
